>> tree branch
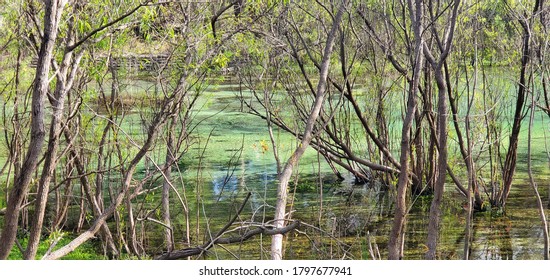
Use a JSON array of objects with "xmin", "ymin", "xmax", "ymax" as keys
[
  {"xmin": 154, "ymin": 221, "xmax": 301, "ymax": 260},
  {"xmin": 154, "ymin": 191, "xmax": 300, "ymax": 260},
  {"xmin": 66, "ymin": 1, "xmax": 149, "ymax": 52}
]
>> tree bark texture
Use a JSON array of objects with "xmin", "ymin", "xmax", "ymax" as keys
[
  {"xmin": 425, "ymin": 68, "xmax": 449, "ymax": 260},
  {"xmin": 24, "ymin": 30, "xmax": 83, "ymax": 260},
  {"xmin": 0, "ymin": 0, "xmax": 66, "ymax": 259}
]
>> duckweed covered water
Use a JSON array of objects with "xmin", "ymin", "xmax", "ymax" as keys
[
  {"xmin": 139, "ymin": 82, "xmax": 550, "ymax": 260},
  {"xmin": 1, "ymin": 80, "xmax": 548, "ymax": 260}
]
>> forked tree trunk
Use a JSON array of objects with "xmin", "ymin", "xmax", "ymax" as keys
[
  {"xmin": 424, "ymin": 0, "xmax": 461, "ymax": 260},
  {"xmin": 24, "ymin": 29, "xmax": 82, "ymax": 260},
  {"xmin": 499, "ymin": 0, "xmax": 542, "ymax": 207},
  {"xmin": 387, "ymin": 0, "xmax": 424, "ymax": 260}
]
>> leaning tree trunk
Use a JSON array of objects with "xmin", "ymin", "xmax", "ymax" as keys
[
  {"xmin": 24, "ymin": 29, "xmax": 83, "ymax": 259},
  {"xmin": 0, "ymin": 0, "xmax": 65, "ymax": 259},
  {"xmin": 499, "ymin": 7, "xmax": 537, "ymax": 208},
  {"xmin": 270, "ymin": 2, "xmax": 346, "ymax": 260}
]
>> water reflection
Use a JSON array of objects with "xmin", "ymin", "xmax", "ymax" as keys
[
  {"xmin": 210, "ymin": 159, "xmax": 278, "ymax": 214},
  {"xmin": 212, "ymin": 173, "xmax": 239, "ymax": 200},
  {"xmin": 470, "ymin": 215, "xmax": 514, "ymax": 260},
  {"xmin": 206, "ymin": 159, "xmax": 546, "ymax": 259}
]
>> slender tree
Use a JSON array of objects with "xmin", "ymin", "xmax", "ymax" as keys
[
  {"xmin": 498, "ymin": 0, "xmax": 543, "ymax": 208},
  {"xmin": 0, "ymin": 0, "xmax": 67, "ymax": 259},
  {"xmin": 387, "ymin": 0, "xmax": 425, "ymax": 260},
  {"xmin": 424, "ymin": 0, "xmax": 461, "ymax": 260},
  {"xmin": 271, "ymin": 0, "xmax": 347, "ymax": 260}
]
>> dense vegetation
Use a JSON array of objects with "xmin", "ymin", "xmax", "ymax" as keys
[{"xmin": 0, "ymin": 0, "xmax": 549, "ymax": 260}]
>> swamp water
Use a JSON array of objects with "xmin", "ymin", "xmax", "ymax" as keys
[
  {"xmin": 1, "ymin": 79, "xmax": 548, "ymax": 260},
  {"xmin": 135, "ymin": 82, "xmax": 550, "ymax": 260}
]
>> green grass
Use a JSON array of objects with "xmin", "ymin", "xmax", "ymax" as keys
[{"xmin": 8, "ymin": 234, "xmax": 105, "ymax": 260}]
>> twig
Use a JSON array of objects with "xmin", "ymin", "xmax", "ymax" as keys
[{"xmin": 41, "ymin": 235, "xmax": 64, "ymax": 260}]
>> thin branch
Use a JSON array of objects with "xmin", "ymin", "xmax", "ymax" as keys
[
  {"xmin": 67, "ymin": 1, "xmax": 149, "ymax": 52},
  {"xmin": 155, "ymin": 221, "xmax": 301, "ymax": 260}
]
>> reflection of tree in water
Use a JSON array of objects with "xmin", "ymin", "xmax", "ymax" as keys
[
  {"xmin": 470, "ymin": 215, "xmax": 513, "ymax": 260},
  {"xmin": 211, "ymin": 159, "xmax": 278, "ymax": 211},
  {"xmin": 212, "ymin": 173, "xmax": 239, "ymax": 201},
  {"xmin": 248, "ymin": 169, "xmax": 279, "ymax": 218}
]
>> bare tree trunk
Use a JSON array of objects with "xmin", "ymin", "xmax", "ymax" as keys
[
  {"xmin": 0, "ymin": 0, "xmax": 66, "ymax": 259},
  {"xmin": 161, "ymin": 116, "xmax": 177, "ymax": 252},
  {"xmin": 425, "ymin": 68, "xmax": 449, "ymax": 260},
  {"xmin": 388, "ymin": 0, "xmax": 424, "ymax": 260},
  {"xmin": 5, "ymin": 25, "xmax": 24, "ymax": 207},
  {"xmin": 499, "ymin": 0, "xmax": 542, "ymax": 207},
  {"xmin": 412, "ymin": 107, "xmax": 424, "ymax": 195},
  {"xmin": 424, "ymin": 0, "xmax": 461, "ymax": 260},
  {"xmin": 462, "ymin": 65, "xmax": 476, "ymax": 261},
  {"xmin": 126, "ymin": 196, "xmax": 141, "ymax": 256},
  {"xmin": 24, "ymin": 32, "xmax": 83, "ymax": 260},
  {"xmin": 527, "ymin": 76, "xmax": 549, "ymax": 260},
  {"xmin": 76, "ymin": 184, "xmax": 86, "ymax": 233},
  {"xmin": 271, "ymin": 1, "xmax": 346, "ymax": 260}
]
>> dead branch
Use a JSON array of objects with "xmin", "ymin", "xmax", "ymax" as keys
[
  {"xmin": 154, "ymin": 192, "xmax": 300, "ymax": 260},
  {"xmin": 154, "ymin": 220, "xmax": 301, "ymax": 260}
]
